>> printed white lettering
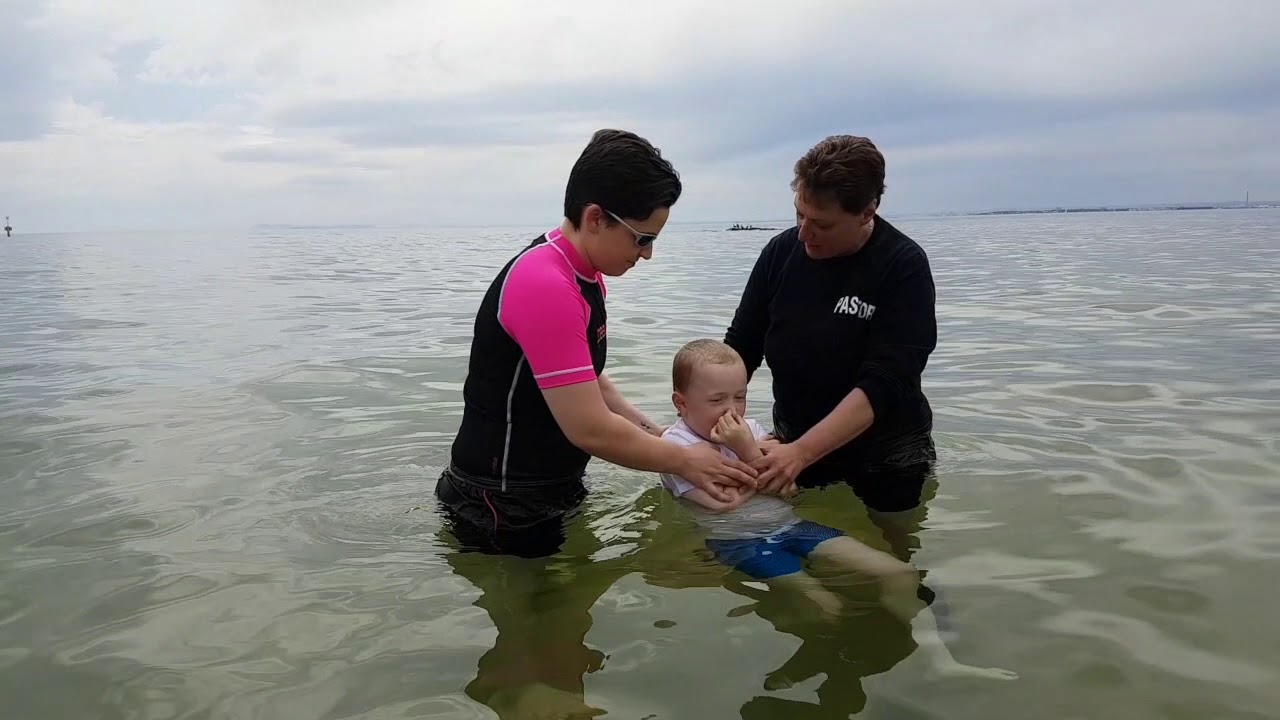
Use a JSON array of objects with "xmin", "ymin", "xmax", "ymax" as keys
[{"xmin": 833, "ymin": 295, "xmax": 877, "ymax": 319}]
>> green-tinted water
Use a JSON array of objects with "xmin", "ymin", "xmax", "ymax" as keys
[{"xmin": 2, "ymin": 210, "xmax": 1277, "ymax": 718}]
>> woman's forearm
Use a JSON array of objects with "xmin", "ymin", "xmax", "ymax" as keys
[{"xmin": 793, "ymin": 388, "xmax": 876, "ymax": 464}]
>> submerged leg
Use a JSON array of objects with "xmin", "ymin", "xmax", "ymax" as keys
[
  {"xmin": 436, "ymin": 473, "xmax": 619, "ymax": 719},
  {"xmin": 767, "ymin": 567, "xmax": 845, "ymax": 618},
  {"xmin": 759, "ymin": 568, "xmax": 843, "ymax": 691},
  {"xmin": 809, "ymin": 536, "xmax": 1018, "ymax": 681}
]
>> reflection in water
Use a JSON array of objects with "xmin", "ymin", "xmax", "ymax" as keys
[
  {"xmin": 443, "ymin": 547, "xmax": 619, "ymax": 718},
  {"xmin": 438, "ymin": 490, "xmax": 694, "ymax": 717},
  {"xmin": 443, "ymin": 484, "xmax": 1018, "ymax": 719},
  {"xmin": 732, "ymin": 577, "xmax": 920, "ymax": 718}
]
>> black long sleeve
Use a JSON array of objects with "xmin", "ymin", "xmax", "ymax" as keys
[
  {"xmin": 853, "ymin": 249, "xmax": 937, "ymax": 422},
  {"xmin": 721, "ymin": 219, "xmax": 937, "ymax": 467}
]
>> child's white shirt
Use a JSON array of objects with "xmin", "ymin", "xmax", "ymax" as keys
[{"xmin": 658, "ymin": 418, "xmax": 800, "ymax": 539}]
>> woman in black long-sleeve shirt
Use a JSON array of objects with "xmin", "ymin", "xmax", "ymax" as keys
[{"xmin": 724, "ymin": 135, "xmax": 938, "ymax": 541}]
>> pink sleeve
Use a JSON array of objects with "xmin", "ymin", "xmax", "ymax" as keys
[{"xmin": 499, "ymin": 256, "xmax": 597, "ymax": 389}]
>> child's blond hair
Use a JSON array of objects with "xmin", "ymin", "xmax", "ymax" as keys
[{"xmin": 672, "ymin": 339, "xmax": 743, "ymax": 392}]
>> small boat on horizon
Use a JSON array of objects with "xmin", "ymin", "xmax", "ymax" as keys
[{"xmin": 726, "ymin": 222, "xmax": 776, "ymax": 231}]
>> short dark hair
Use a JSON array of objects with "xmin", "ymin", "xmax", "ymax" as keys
[
  {"xmin": 564, "ymin": 129, "xmax": 682, "ymax": 229},
  {"xmin": 791, "ymin": 135, "xmax": 886, "ymax": 215}
]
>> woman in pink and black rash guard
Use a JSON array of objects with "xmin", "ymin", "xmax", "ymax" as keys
[{"xmin": 437, "ymin": 129, "xmax": 758, "ymax": 559}]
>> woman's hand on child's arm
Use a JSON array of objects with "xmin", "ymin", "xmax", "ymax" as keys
[
  {"xmin": 752, "ymin": 435, "xmax": 797, "ymax": 497},
  {"xmin": 773, "ymin": 480, "xmax": 799, "ymax": 498}
]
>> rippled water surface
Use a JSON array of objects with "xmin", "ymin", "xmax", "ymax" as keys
[{"xmin": 2, "ymin": 210, "xmax": 1278, "ymax": 719}]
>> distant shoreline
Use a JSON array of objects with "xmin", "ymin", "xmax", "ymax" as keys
[
  {"xmin": 7, "ymin": 205, "xmax": 1276, "ymax": 235},
  {"xmin": 253, "ymin": 224, "xmax": 377, "ymax": 230},
  {"xmin": 250, "ymin": 203, "xmax": 1280, "ymax": 231},
  {"xmin": 960, "ymin": 203, "xmax": 1277, "ymax": 217}
]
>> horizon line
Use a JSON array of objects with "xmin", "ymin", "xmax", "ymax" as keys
[{"xmin": 4, "ymin": 200, "xmax": 1276, "ymax": 236}]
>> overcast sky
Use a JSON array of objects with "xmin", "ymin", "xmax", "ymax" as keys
[{"xmin": 3, "ymin": 0, "xmax": 1278, "ymax": 232}]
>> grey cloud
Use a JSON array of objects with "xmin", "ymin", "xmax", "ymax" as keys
[
  {"xmin": 218, "ymin": 146, "xmax": 340, "ymax": 163},
  {"xmin": 289, "ymin": 172, "xmax": 364, "ymax": 189},
  {"xmin": 0, "ymin": 1, "xmax": 60, "ymax": 141},
  {"xmin": 271, "ymin": 34, "xmax": 1280, "ymax": 171},
  {"xmin": 104, "ymin": 0, "xmax": 1280, "ymax": 222},
  {"xmin": 277, "ymin": 98, "xmax": 584, "ymax": 149},
  {"xmin": 0, "ymin": 10, "xmax": 241, "ymax": 141},
  {"xmin": 218, "ymin": 144, "xmax": 392, "ymax": 170},
  {"xmin": 340, "ymin": 120, "xmax": 548, "ymax": 149},
  {"xmin": 78, "ymin": 41, "xmax": 245, "ymax": 123},
  {"xmin": 601, "ymin": 51, "xmax": 1280, "ymax": 166},
  {"xmin": 14, "ymin": 0, "xmax": 1280, "ymax": 230},
  {"xmin": 878, "ymin": 104, "xmax": 1280, "ymax": 213}
]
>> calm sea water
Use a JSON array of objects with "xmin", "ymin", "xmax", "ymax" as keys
[{"xmin": 2, "ymin": 210, "xmax": 1277, "ymax": 719}]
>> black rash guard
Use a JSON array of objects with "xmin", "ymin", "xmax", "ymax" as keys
[
  {"xmin": 448, "ymin": 228, "xmax": 608, "ymax": 491},
  {"xmin": 724, "ymin": 215, "xmax": 937, "ymax": 469}
]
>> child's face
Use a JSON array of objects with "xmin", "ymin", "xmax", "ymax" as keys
[{"xmin": 673, "ymin": 360, "xmax": 749, "ymax": 440}]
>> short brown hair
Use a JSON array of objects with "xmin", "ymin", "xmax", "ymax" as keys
[
  {"xmin": 672, "ymin": 339, "xmax": 742, "ymax": 392},
  {"xmin": 791, "ymin": 135, "xmax": 885, "ymax": 215}
]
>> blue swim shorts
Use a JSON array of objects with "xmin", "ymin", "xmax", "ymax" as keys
[{"xmin": 705, "ymin": 520, "xmax": 844, "ymax": 580}]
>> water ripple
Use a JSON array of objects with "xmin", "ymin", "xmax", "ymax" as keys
[{"xmin": 1, "ymin": 212, "xmax": 1277, "ymax": 718}]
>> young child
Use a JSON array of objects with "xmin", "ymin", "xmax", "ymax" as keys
[{"xmin": 658, "ymin": 339, "xmax": 1017, "ymax": 680}]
